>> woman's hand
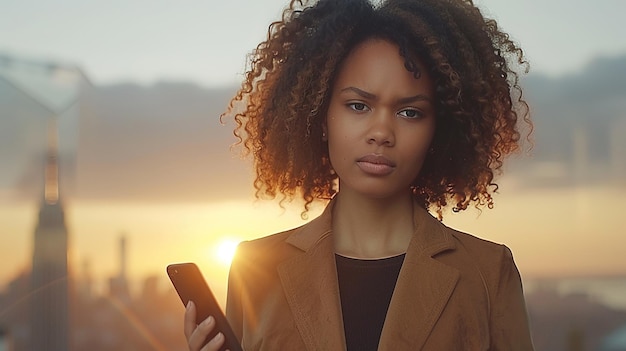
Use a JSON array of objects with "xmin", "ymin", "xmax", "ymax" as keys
[{"xmin": 184, "ymin": 301, "xmax": 228, "ymax": 351}]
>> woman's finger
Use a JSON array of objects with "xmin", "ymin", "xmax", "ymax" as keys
[
  {"xmin": 201, "ymin": 332, "xmax": 226, "ymax": 351},
  {"xmin": 189, "ymin": 315, "xmax": 219, "ymax": 351},
  {"xmin": 184, "ymin": 301, "xmax": 225, "ymax": 351},
  {"xmin": 184, "ymin": 301, "xmax": 198, "ymax": 340}
]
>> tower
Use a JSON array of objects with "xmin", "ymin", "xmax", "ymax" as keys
[
  {"xmin": 120, "ymin": 235, "xmax": 127, "ymax": 282},
  {"xmin": 30, "ymin": 119, "xmax": 70, "ymax": 351},
  {"xmin": 109, "ymin": 234, "xmax": 131, "ymax": 304}
]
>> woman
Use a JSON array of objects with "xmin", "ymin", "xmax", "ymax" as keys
[{"xmin": 185, "ymin": 0, "xmax": 534, "ymax": 349}]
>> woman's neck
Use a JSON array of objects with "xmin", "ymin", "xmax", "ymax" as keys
[{"xmin": 332, "ymin": 190, "xmax": 415, "ymax": 259}]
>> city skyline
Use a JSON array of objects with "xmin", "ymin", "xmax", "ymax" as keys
[
  {"xmin": 1, "ymin": 52, "xmax": 626, "ymax": 294},
  {"xmin": 2, "ymin": 214, "xmax": 625, "ymax": 351}
]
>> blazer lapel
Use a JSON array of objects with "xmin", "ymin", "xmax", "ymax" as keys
[
  {"xmin": 378, "ymin": 205, "xmax": 460, "ymax": 351},
  {"xmin": 276, "ymin": 200, "xmax": 459, "ymax": 351},
  {"xmin": 277, "ymin": 203, "xmax": 346, "ymax": 351}
]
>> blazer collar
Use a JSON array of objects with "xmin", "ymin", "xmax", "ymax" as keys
[
  {"xmin": 378, "ymin": 204, "xmax": 460, "ymax": 351},
  {"xmin": 278, "ymin": 200, "xmax": 343, "ymax": 350},
  {"xmin": 284, "ymin": 199, "xmax": 334, "ymax": 251},
  {"xmin": 278, "ymin": 198, "xmax": 459, "ymax": 351}
]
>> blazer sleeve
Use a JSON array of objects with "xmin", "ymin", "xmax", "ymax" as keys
[{"xmin": 490, "ymin": 245, "xmax": 535, "ymax": 350}]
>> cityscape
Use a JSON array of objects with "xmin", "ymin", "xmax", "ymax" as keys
[{"xmin": 1, "ymin": 50, "xmax": 626, "ymax": 351}]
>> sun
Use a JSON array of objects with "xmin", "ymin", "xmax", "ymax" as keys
[{"xmin": 213, "ymin": 238, "xmax": 240, "ymax": 266}]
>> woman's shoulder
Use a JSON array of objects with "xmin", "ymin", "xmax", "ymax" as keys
[
  {"xmin": 425, "ymin": 220, "xmax": 515, "ymax": 271},
  {"xmin": 418, "ymin": 207, "xmax": 512, "ymax": 261},
  {"xmin": 447, "ymin": 227, "xmax": 511, "ymax": 257},
  {"xmin": 439, "ymin": 225, "xmax": 519, "ymax": 281},
  {"xmin": 233, "ymin": 223, "xmax": 309, "ymax": 265},
  {"xmin": 238, "ymin": 227, "xmax": 297, "ymax": 252}
]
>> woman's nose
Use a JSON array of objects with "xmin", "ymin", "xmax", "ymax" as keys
[{"xmin": 367, "ymin": 112, "xmax": 395, "ymax": 146}]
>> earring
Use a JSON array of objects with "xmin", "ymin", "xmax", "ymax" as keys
[{"xmin": 322, "ymin": 131, "xmax": 327, "ymax": 141}]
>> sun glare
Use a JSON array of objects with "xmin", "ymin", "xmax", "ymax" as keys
[{"xmin": 214, "ymin": 238, "xmax": 240, "ymax": 266}]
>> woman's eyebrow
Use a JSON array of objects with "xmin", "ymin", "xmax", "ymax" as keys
[
  {"xmin": 340, "ymin": 86, "xmax": 432, "ymax": 104},
  {"xmin": 340, "ymin": 86, "xmax": 376, "ymax": 100},
  {"xmin": 397, "ymin": 94, "xmax": 432, "ymax": 105}
]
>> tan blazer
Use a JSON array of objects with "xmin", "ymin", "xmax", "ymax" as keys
[{"xmin": 226, "ymin": 200, "xmax": 534, "ymax": 350}]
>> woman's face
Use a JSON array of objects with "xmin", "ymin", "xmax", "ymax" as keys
[{"xmin": 325, "ymin": 38, "xmax": 436, "ymax": 200}]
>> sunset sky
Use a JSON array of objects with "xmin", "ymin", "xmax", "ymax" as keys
[
  {"xmin": 1, "ymin": 179, "xmax": 624, "ymax": 306},
  {"xmin": 1, "ymin": 0, "xmax": 626, "ymax": 305}
]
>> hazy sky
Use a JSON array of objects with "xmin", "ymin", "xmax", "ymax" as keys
[{"xmin": 1, "ymin": 0, "xmax": 625, "ymax": 87}]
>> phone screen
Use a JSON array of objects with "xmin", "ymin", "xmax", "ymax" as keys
[{"xmin": 166, "ymin": 263, "xmax": 242, "ymax": 351}]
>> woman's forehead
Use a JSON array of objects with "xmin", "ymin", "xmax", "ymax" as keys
[{"xmin": 332, "ymin": 38, "xmax": 433, "ymax": 97}]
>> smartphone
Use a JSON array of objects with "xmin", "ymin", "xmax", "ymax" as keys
[{"xmin": 166, "ymin": 262, "xmax": 243, "ymax": 351}]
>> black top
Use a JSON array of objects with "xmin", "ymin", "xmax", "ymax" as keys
[{"xmin": 335, "ymin": 253, "xmax": 405, "ymax": 351}]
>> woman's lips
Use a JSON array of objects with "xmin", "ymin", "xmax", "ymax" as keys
[{"xmin": 356, "ymin": 154, "xmax": 396, "ymax": 176}]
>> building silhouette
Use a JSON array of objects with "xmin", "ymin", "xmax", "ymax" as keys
[
  {"xmin": 108, "ymin": 234, "xmax": 131, "ymax": 305},
  {"xmin": 29, "ymin": 120, "xmax": 70, "ymax": 351}
]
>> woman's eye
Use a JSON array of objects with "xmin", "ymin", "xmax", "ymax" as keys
[
  {"xmin": 398, "ymin": 109, "xmax": 422, "ymax": 119},
  {"xmin": 348, "ymin": 103, "xmax": 369, "ymax": 112}
]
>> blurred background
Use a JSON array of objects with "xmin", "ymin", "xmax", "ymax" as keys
[{"xmin": 0, "ymin": 0, "xmax": 625, "ymax": 350}]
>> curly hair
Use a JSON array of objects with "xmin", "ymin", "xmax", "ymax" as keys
[{"xmin": 222, "ymin": 0, "xmax": 531, "ymax": 218}]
